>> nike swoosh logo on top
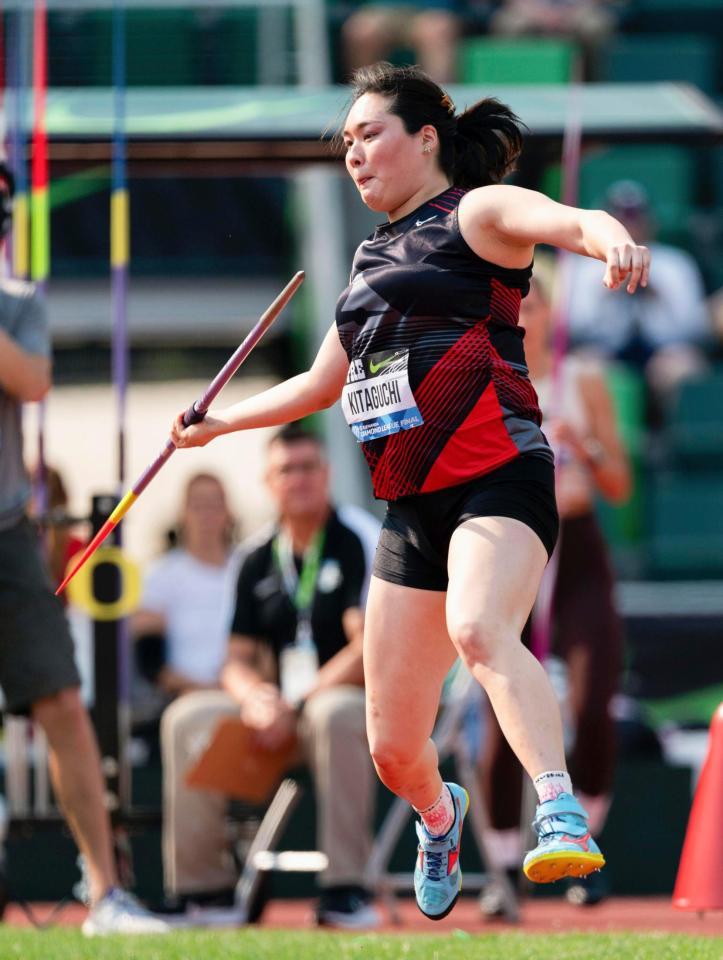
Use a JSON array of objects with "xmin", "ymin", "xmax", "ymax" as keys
[
  {"xmin": 415, "ymin": 215, "xmax": 437, "ymax": 227},
  {"xmin": 369, "ymin": 353, "xmax": 403, "ymax": 374}
]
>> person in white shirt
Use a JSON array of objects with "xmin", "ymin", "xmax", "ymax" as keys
[{"xmin": 132, "ymin": 473, "xmax": 238, "ymax": 699}]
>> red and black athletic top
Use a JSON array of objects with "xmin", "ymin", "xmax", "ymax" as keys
[{"xmin": 335, "ymin": 186, "xmax": 552, "ymax": 501}]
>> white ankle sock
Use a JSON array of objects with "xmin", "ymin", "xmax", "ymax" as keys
[
  {"xmin": 415, "ymin": 785, "xmax": 455, "ymax": 837},
  {"xmin": 533, "ymin": 770, "xmax": 573, "ymax": 804}
]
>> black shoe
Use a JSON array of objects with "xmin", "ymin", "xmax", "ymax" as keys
[
  {"xmin": 316, "ymin": 885, "xmax": 380, "ymax": 930},
  {"xmin": 565, "ymin": 870, "xmax": 609, "ymax": 907},
  {"xmin": 152, "ymin": 887, "xmax": 236, "ymax": 915}
]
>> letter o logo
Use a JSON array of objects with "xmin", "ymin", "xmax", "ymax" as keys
[{"xmin": 65, "ymin": 546, "xmax": 141, "ymax": 621}]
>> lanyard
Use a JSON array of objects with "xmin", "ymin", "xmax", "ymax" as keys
[{"xmin": 273, "ymin": 527, "xmax": 326, "ymax": 616}]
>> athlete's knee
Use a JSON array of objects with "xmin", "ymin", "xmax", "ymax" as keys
[
  {"xmin": 369, "ymin": 737, "xmax": 421, "ymax": 789},
  {"xmin": 448, "ymin": 618, "xmax": 512, "ymax": 670}
]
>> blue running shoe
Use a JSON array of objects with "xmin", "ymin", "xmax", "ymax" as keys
[
  {"xmin": 523, "ymin": 792, "xmax": 605, "ymax": 884},
  {"xmin": 413, "ymin": 783, "xmax": 469, "ymax": 921}
]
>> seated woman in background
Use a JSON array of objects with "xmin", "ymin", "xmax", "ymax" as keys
[{"xmin": 131, "ymin": 473, "xmax": 239, "ymax": 708}]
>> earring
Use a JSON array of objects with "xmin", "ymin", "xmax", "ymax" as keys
[{"xmin": 423, "ymin": 144, "xmax": 432, "ymax": 154}]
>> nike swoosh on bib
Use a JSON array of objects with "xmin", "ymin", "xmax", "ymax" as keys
[{"xmin": 369, "ymin": 353, "xmax": 403, "ymax": 374}]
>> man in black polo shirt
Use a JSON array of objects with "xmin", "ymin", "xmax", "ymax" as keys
[{"xmin": 161, "ymin": 424, "xmax": 381, "ymax": 928}]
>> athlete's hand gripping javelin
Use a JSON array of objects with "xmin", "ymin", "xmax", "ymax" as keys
[{"xmin": 171, "ymin": 317, "xmax": 351, "ymax": 450}]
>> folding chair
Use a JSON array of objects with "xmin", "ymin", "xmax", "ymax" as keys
[
  {"xmin": 171, "ymin": 777, "xmax": 327, "ymax": 929},
  {"xmin": 364, "ymin": 663, "xmax": 519, "ymax": 923}
]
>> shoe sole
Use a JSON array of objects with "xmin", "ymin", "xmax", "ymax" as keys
[
  {"xmin": 523, "ymin": 850, "xmax": 606, "ymax": 884},
  {"xmin": 416, "ymin": 787, "xmax": 470, "ymax": 922}
]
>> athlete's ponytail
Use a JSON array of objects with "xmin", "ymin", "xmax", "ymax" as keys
[
  {"xmin": 345, "ymin": 63, "xmax": 525, "ymax": 189},
  {"xmin": 453, "ymin": 98, "xmax": 525, "ymax": 188}
]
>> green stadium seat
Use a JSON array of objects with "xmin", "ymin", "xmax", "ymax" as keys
[
  {"xmin": 595, "ymin": 366, "xmax": 646, "ymax": 552},
  {"xmin": 55, "ymin": 9, "xmax": 198, "ymax": 88},
  {"xmin": 666, "ymin": 371, "xmax": 723, "ymax": 468},
  {"xmin": 459, "ymin": 38, "xmax": 577, "ymax": 85},
  {"xmin": 635, "ymin": 0, "xmax": 723, "ymax": 10},
  {"xmin": 624, "ymin": 0, "xmax": 723, "ymax": 48},
  {"xmin": 648, "ymin": 473, "xmax": 723, "ymax": 578},
  {"xmin": 193, "ymin": 9, "xmax": 260, "ymax": 85},
  {"xmin": 600, "ymin": 34, "xmax": 718, "ymax": 95},
  {"xmin": 606, "ymin": 365, "xmax": 646, "ymax": 456},
  {"xmin": 125, "ymin": 10, "xmax": 197, "ymax": 87},
  {"xmin": 48, "ymin": 11, "xmax": 112, "ymax": 86},
  {"xmin": 50, "ymin": 8, "xmax": 262, "ymax": 88},
  {"xmin": 578, "ymin": 145, "xmax": 695, "ymax": 244}
]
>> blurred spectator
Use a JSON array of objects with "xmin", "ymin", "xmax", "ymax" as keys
[
  {"xmin": 568, "ymin": 180, "xmax": 710, "ymax": 409},
  {"xmin": 0, "ymin": 153, "xmax": 166, "ymax": 933},
  {"xmin": 160, "ymin": 424, "xmax": 381, "ymax": 928},
  {"xmin": 340, "ymin": 2, "xmax": 464, "ymax": 83},
  {"xmin": 477, "ymin": 269, "xmax": 630, "ymax": 911},
  {"xmin": 489, "ymin": 0, "xmax": 621, "ymax": 75},
  {"xmin": 132, "ymin": 472, "xmax": 238, "ymax": 702}
]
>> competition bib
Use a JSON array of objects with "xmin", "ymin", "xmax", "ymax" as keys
[{"xmin": 341, "ymin": 348, "xmax": 424, "ymax": 443}]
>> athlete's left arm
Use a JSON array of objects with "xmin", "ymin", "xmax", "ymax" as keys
[{"xmin": 462, "ymin": 185, "xmax": 651, "ymax": 294}]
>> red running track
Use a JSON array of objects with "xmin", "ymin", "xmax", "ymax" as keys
[{"xmin": 4, "ymin": 897, "xmax": 723, "ymax": 937}]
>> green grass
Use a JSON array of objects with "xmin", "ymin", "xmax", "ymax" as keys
[{"xmin": 0, "ymin": 929, "xmax": 720, "ymax": 960}]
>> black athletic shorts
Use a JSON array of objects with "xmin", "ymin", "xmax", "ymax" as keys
[
  {"xmin": 373, "ymin": 455, "xmax": 559, "ymax": 592},
  {"xmin": 0, "ymin": 518, "xmax": 82, "ymax": 715}
]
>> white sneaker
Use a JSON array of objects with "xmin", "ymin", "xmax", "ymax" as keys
[{"xmin": 82, "ymin": 888, "xmax": 171, "ymax": 936}]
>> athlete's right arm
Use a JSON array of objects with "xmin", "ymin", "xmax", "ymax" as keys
[{"xmin": 171, "ymin": 322, "xmax": 348, "ymax": 449}]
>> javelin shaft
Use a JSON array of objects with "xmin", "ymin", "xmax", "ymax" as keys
[
  {"xmin": 56, "ymin": 270, "xmax": 305, "ymax": 595},
  {"xmin": 190, "ymin": 270, "xmax": 306, "ymax": 418}
]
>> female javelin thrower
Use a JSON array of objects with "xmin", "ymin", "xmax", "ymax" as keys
[{"xmin": 171, "ymin": 63, "xmax": 650, "ymax": 921}]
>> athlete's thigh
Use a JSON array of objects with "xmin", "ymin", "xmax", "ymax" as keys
[
  {"xmin": 446, "ymin": 516, "xmax": 549, "ymax": 640},
  {"xmin": 364, "ymin": 575, "xmax": 457, "ymax": 750}
]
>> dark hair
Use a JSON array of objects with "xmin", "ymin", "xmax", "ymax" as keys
[
  {"xmin": 345, "ymin": 62, "xmax": 525, "ymax": 189},
  {"xmin": 268, "ymin": 421, "xmax": 326, "ymax": 451}
]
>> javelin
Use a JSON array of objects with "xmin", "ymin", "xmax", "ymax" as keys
[{"xmin": 56, "ymin": 270, "xmax": 305, "ymax": 596}]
